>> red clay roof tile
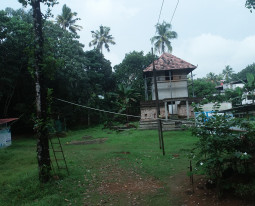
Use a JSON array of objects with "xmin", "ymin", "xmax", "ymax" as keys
[{"xmin": 143, "ymin": 53, "xmax": 197, "ymax": 72}]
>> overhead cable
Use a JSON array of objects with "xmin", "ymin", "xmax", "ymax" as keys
[
  {"xmin": 54, "ymin": 97, "xmax": 141, "ymax": 118},
  {"xmin": 154, "ymin": 0, "xmax": 165, "ymax": 35},
  {"xmin": 170, "ymin": 0, "xmax": 180, "ymax": 25},
  {"xmin": 54, "ymin": 98, "xmax": 171, "ymax": 121}
]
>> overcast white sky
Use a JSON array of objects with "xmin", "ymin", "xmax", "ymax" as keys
[{"xmin": 1, "ymin": 0, "xmax": 255, "ymax": 78}]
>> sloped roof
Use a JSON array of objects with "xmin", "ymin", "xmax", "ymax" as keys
[
  {"xmin": 143, "ymin": 53, "xmax": 197, "ymax": 72},
  {"xmin": 0, "ymin": 118, "xmax": 18, "ymax": 125}
]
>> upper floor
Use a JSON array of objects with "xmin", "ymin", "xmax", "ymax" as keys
[{"xmin": 143, "ymin": 53, "xmax": 197, "ymax": 100}]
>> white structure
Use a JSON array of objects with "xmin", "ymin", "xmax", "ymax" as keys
[
  {"xmin": 0, "ymin": 118, "xmax": 18, "ymax": 148},
  {"xmin": 215, "ymin": 80, "xmax": 254, "ymax": 105},
  {"xmin": 142, "ymin": 53, "xmax": 198, "ymax": 120}
]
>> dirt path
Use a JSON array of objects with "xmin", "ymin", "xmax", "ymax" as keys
[
  {"xmin": 168, "ymin": 173, "xmax": 253, "ymax": 206},
  {"xmin": 83, "ymin": 157, "xmax": 253, "ymax": 206},
  {"xmin": 83, "ymin": 158, "xmax": 165, "ymax": 206}
]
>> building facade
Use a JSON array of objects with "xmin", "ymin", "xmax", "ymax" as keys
[{"xmin": 141, "ymin": 53, "xmax": 198, "ymax": 121}]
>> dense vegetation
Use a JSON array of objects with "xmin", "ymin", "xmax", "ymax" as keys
[
  {"xmin": 0, "ymin": 7, "xmax": 154, "ymax": 133},
  {"xmin": 1, "ymin": 3, "xmax": 254, "ymax": 133},
  {"xmin": 188, "ymin": 64, "xmax": 255, "ymax": 105},
  {"xmin": 192, "ymin": 103, "xmax": 255, "ymax": 199}
]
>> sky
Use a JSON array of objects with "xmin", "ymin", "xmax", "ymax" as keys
[{"xmin": 1, "ymin": 0, "xmax": 255, "ymax": 78}]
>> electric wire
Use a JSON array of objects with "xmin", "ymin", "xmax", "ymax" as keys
[
  {"xmin": 153, "ymin": 0, "xmax": 165, "ymax": 36},
  {"xmin": 156, "ymin": 0, "xmax": 165, "ymax": 26},
  {"xmin": 54, "ymin": 97, "xmax": 169, "ymax": 121},
  {"xmin": 170, "ymin": 0, "xmax": 180, "ymax": 25},
  {"xmin": 54, "ymin": 97, "xmax": 141, "ymax": 118}
]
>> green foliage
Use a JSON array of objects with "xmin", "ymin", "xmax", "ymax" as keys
[
  {"xmin": 18, "ymin": 0, "xmax": 58, "ymax": 8},
  {"xmin": 246, "ymin": 0, "xmax": 255, "ymax": 12},
  {"xmin": 192, "ymin": 103, "xmax": 255, "ymax": 197},
  {"xmin": 244, "ymin": 73, "xmax": 255, "ymax": 103},
  {"xmin": 89, "ymin": 25, "xmax": 116, "ymax": 53},
  {"xmin": 151, "ymin": 21, "xmax": 177, "ymax": 54},
  {"xmin": 222, "ymin": 65, "xmax": 234, "ymax": 83},
  {"xmin": 188, "ymin": 78, "xmax": 216, "ymax": 100},
  {"xmin": 224, "ymin": 87, "xmax": 243, "ymax": 106},
  {"xmin": 235, "ymin": 63, "xmax": 255, "ymax": 81},
  {"xmin": 114, "ymin": 84, "xmax": 140, "ymax": 121},
  {"xmin": 235, "ymin": 182, "xmax": 255, "ymax": 199},
  {"xmin": 205, "ymin": 72, "xmax": 223, "ymax": 85},
  {"xmin": 56, "ymin": 4, "xmax": 82, "ymax": 33},
  {"xmin": 0, "ymin": 9, "xmax": 34, "ymax": 126},
  {"xmin": 114, "ymin": 51, "xmax": 154, "ymax": 100}
]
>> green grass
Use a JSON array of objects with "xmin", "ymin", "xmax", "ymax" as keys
[{"xmin": 0, "ymin": 125, "xmax": 197, "ymax": 206}]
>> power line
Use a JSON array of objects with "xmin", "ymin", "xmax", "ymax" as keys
[
  {"xmin": 154, "ymin": 0, "xmax": 165, "ymax": 36},
  {"xmin": 54, "ymin": 97, "xmax": 141, "ymax": 118},
  {"xmin": 170, "ymin": 0, "xmax": 180, "ymax": 25},
  {"xmin": 54, "ymin": 97, "xmax": 169, "ymax": 121},
  {"xmin": 157, "ymin": 0, "xmax": 165, "ymax": 25}
]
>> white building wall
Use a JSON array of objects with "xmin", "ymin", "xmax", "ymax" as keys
[{"xmin": 152, "ymin": 81, "xmax": 188, "ymax": 100}]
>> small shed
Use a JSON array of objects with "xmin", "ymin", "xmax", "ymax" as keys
[{"xmin": 0, "ymin": 118, "xmax": 18, "ymax": 148}]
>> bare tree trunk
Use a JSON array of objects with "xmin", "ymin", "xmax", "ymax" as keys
[{"xmin": 31, "ymin": 0, "xmax": 51, "ymax": 183}]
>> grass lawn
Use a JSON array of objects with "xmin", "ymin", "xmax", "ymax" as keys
[{"xmin": 0, "ymin": 126, "xmax": 197, "ymax": 206}]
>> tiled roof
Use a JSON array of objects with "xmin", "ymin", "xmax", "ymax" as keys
[
  {"xmin": 143, "ymin": 53, "xmax": 197, "ymax": 72},
  {"xmin": 0, "ymin": 118, "xmax": 18, "ymax": 125}
]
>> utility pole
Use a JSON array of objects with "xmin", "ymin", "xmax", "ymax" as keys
[{"xmin": 151, "ymin": 48, "xmax": 165, "ymax": 155}]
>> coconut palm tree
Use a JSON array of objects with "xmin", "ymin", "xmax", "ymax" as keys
[
  {"xmin": 151, "ymin": 21, "xmax": 177, "ymax": 54},
  {"xmin": 56, "ymin": 4, "xmax": 82, "ymax": 34},
  {"xmin": 206, "ymin": 72, "xmax": 218, "ymax": 84},
  {"xmin": 89, "ymin": 25, "xmax": 116, "ymax": 54},
  {"xmin": 222, "ymin": 65, "xmax": 234, "ymax": 83}
]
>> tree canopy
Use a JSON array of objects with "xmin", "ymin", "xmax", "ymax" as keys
[
  {"xmin": 89, "ymin": 25, "xmax": 116, "ymax": 54},
  {"xmin": 56, "ymin": 4, "xmax": 82, "ymax": 34},
  {"xmin": 151, "ymin": 21, "xmax": 177, "ymax": 54},
  {"xmin": 246, "ymin": 0, "xmax": 255, "ymax": 12}
]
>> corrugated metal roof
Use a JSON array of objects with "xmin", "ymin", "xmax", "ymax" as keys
[
  {"xmin": 143, "ymin": 53, "xmax": 197, "ymax": 72},
  {"xmin": 0, "ymin": 118, "xmax": 18, "ymax": 125}
]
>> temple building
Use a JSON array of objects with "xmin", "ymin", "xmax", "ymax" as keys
[{"xmin": 140, "ymin": 53, "xmax": 200, "ymax": 129}]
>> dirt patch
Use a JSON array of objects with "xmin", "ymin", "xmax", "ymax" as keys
[
  {"xmin": 97, "ymin": 162, "xmax": 163, "ymax": 195},
  {"xmin": 66, "ymin": 138, "xmax": 107, "ymax": 145},
  {"xmin": 98, "ymin": 178, "xmax": 162, "ymax": 195},
  {"xmin": 82, "ymin": 135, "xmax": 93, "ymax": 140},
  {"xmin": 113, "ymin": 152, "xmax": 131, "ymax": 154},
  {"xmin": 83, "ymin": 159, "xmax": 164, "ymax": 206},
  {"xmin": 169, "ymin": 173, "xmax": 253, "ymax": 206}
]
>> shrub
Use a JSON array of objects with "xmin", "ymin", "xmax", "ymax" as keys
[{"xmin": 191, "ymin": 103, "xmax": 255, "ymax": 197}]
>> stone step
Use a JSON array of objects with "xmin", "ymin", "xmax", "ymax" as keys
[{"xmin": 139, "ymin": 119, "xmax": 194, "ymax": 131}]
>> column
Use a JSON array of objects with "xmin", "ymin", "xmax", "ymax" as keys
[
  {"xmin": 164, "ymin": 102, "xmax": 168, "ymax": 120},
  {"xmin": 144, "ymin": 75, "xmax": 148, "ymax": 101},
  {"xmin": 186, "ymin": 100, "xmax": 190, "ymax": 119}
]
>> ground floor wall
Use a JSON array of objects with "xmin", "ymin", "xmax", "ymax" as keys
[{"xmin": 140, "ymin": 103, "xmax": 194, "ymax": 121}]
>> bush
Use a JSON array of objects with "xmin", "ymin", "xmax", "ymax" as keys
[{"xmin": 191, "ymin": 103, "xmax": 255, "ymax": 197}]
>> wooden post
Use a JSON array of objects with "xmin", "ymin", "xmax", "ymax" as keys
[
  {"xmin": 175, "ymin": 101, "xmax": 178, "ymax": 116},
  {"xmin": 191, "ymin": 71, "xmax": 195, "ymax": 97},
  {"xmin": 152, "ymin": 48, "xmax": 165, "ymax": 155},
  {"xmin": 152, "ymin": 48, "xmax": 161, "ymax": 149},
  {"xmin": 186, "ymin": 100, "xmax": 190, "ymax": 119},
  {"xmin": 164, "ymin": 101, "xmax": 168, "ymax": 120},
  {"xmin": 159, "ymin": 119, "xmax": 165, "ymax": 156},
  {"xmin": 144, "ymin": 74, "xmax": 148, "ymax": 101},
  {"xmin": 169, "ymin": 71, "xmax": 173, "ymax": 118}
]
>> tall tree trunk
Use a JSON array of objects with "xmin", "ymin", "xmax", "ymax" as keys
[{"xmin": 31, "ymin": 0, "xmax": 51, "ymax": 183}]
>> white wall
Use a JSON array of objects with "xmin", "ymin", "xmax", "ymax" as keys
[{"xmin": 152, "ymin": 81, "xmax": 188, "ymax": 100}]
